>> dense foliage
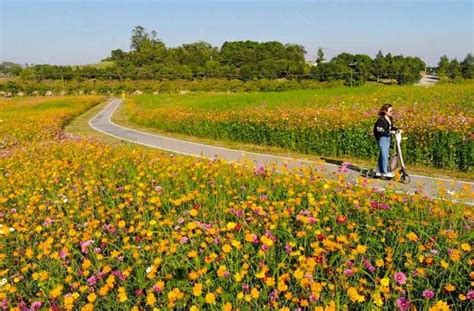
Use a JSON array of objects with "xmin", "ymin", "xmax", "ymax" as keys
[{"xmin": 0, "ymin": 79, "xmax": 342, "ymax": 96}]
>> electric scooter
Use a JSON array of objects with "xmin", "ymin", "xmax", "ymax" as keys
[{"xmin": 364, "ymin": 130, "xmax": 411, "ymax": 184}]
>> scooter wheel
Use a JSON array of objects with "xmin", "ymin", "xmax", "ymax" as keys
[{"xmin": 400, "ymin": 174, "xmax": 411, "ymax": 184}]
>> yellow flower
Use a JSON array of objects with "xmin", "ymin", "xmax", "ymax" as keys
[
  {"xmin": 190, "ymin": 306, "xmax": 199, "ymax": 311},
  {"xmin": 80, "ymin": 303, "xmax": 94, "ymax": 311},
  {"xmin": 251, "ymin": 288, "xmax": 260, "ymax": 299},
  {"xmin": 449, "ymin": 249, "xmax": 461, "ymax": 262},
  {"xmin": 375, "ymin": 259, "xmax": 384, "ymax": 267},
  {"xmin": 193, "ymin": 283, "xmax": 203, "ymax": 297},
  {"xmin": 293, "ymin": 269, "xmax": 304, "ymax": 280},
  {"xmin": 118, "ymin": 286, "xmax": 128, "ymax": 302},
  {"xmin": 223, "ymin": 302, "xmax": 232, "ymax": 311},
  {"xmin": 189, "ymin": 271, "xmax": 199, "ymax": 280},
  {"xmin": 49, "ymin": 285, "xmax": 63, "ymax": 299},
  {"xmin": 226, "ymin": 222, "xmax": 237, "ymax": 230},
  {"xmin": 380, "ymin": 277, "xmax": 390, "ymax": 287},
  {"xmin": 87, "ymin": 293, "xmax": 97, "ymax": 303},
  {"xmin": 205, "ymin": 292, "xmax": 216, "ymax": 304},
  {"xmin": 347, "ymin": 287, "xmax": 365, "ymax": 303},
  {"xmin": 260, "ymin": 235, "xmax": 274, "ymax": 247},
  {"xmin": 146, "ymin": 292, "xmax": 156, "ymax": 306},
  {"xmin": 444, "ymin": 284, "xmax": 456, "ymax": 292},
  {"xmin": 187, "ymin": 250, "xmax": 198, "ymax": 258},
  {"xmin": 460, "ymin": 243, "xmax": 471, "ymax": 252},
  {"xmin": 429, "ymin": 300, "xmax": 450, "ymax": 311},
  {"xmin": 440, "ymin": 260, "xmax": 449, "ymax": 269},
  {"xmin": 355, "ymin": 244, "xmax": 367, "ymax": 254},
  {"xmin": 406, "ymin": 232, "xmax": 418, "ymax": 241},
  {"xmin": 222, "ymin": 244, "xmax": 232, "ymax": 253}
]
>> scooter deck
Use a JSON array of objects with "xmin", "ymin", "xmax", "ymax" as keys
[{"xmin": 362, "ymin": 169, "xmax": 395, "ymax": 180}]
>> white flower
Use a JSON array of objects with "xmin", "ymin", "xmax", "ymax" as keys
[
  {"xmin": 9, "ymin": 227, "xmax": 14, "ymax": 232},
  {"xmin": 146, "ymin": 266, "xmax": 153, "ymax": 274},
  {"xmin": 0, "ymin": 278, "xmax": 7, "ymax": 287}
]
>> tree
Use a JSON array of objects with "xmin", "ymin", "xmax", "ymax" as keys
[
  {"xmin": 316, "ymin": 48, "xmax": 325, "ymax": 64},
  {"xmin": 372, "ymin": 50, "xmax": 387, "ymax": 82},
  {"xmin": 437, "ymin": 55, "xmax": 450, "ymax": 75},
  {"xmin": 0, "ymin": 62, "xmax": 23, "ymax": 76},
  {"xmin": 446, "ymin": 59, "xmax": 462, "ymax": 79},
  {"xmin": 130, "ymin": 26, "xmax": 148, "ymax": 52},
  {"xmin": 460, "ymin": 53, "xmax": 474, "ymax": 79}
]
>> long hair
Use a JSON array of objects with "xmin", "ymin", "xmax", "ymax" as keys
[{"xmin": 378, "ymin": 104, "xmax": 392, "ymax": 116}]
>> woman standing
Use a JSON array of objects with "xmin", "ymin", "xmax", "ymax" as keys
[{"xmin": 373, "ymin": 104, "xmax": 398, "ymax": 178}]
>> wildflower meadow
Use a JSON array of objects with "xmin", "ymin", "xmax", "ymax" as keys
[{"xmin": 0, "ymin": 95, "xmax": 472, "ymax": 310}]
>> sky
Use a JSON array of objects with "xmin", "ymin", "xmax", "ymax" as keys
[{"xmin": 1, "ymin": 0, "xmax": 473, "ymax": 66}]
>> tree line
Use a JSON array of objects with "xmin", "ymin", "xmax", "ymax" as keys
[{"xmin": 1, "ymin": 26, "xmax": 472, "ymax": 85}]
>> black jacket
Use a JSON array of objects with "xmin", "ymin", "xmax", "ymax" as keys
[{"xmin": 373, "ymin": 116, "xmax": 397, "ymax": 141}]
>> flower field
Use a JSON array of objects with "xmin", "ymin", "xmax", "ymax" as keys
[
  {"xmin": 0, "ymin": 96, "xmax": 473, "ymax": 310},
  {"xmin": 125, "ymin": 82, "xmax": 473, "ymax": 172}
]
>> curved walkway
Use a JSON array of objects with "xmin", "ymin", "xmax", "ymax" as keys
[{"xmin": 89, "ymin": 98, "xmax": 473, "ymax": 205}]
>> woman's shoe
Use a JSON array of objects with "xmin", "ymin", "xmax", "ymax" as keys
[{"xmin": 383, "ymin": 172, "xmax": 395, "ymax": 178}]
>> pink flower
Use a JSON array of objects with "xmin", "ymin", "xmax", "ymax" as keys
[
  {"xmin": 422, "ymin": 289, "xmax": 434, "ymax": 299},
  {"xmin": 80, "ymin": 240, "xmax": 94, "ymax": 254},
  {"xmin": 394, "ymin": 272, "xmax": 406, "ymax": 285},
  {"xmin": 58, "ymin": 250, "xmax": 67, "ymax": 260},
  {"xmin": 343, "ymin": 269, "xmax": 354, "ymax": 277},
  {"xmin": 396, "ymin": 297, "xmax": 411, "ymax": 311},
  {"xmin": 152, "ymin": 284, "xmax": 163, "ymax": 293},
  {"xmin": 87, "ymin": 276, "xmax": 98, "ymax": 286},
  {"xmin": 363, "ymin": 259, "xmax": 376, "ymax": 273},
  {"xmin": 467, "ymin": 290, "xmax": 474, "ymax": 300},
  {"xmin": 254, "ymin": 164, "xmax": 266, "ymax": 177},
  {"xmin": 30, "ymin": 301, "xmax": 42, "ymax": 310},
  {"xmin": 112, "ymin": 270, "xmax": 127, "ymax": 281}
]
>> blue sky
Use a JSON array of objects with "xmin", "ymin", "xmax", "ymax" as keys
[{"xmin": 1, "ymin": 0, "xmax": 472, "ymax": 66}]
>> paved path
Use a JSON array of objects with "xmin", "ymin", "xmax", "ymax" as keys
[{"xmin": 89, "ymin": 99, "xmax": 473, "ymax": 205}]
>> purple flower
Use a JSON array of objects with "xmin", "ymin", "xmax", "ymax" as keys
[
  {"xmin": 394, "ymin": 272, "xmax": 407, "ymax": 285},
  {"xmin": 284, "ymin": 243, "xmax": 293, "ymax": 254},
  {"xmin": 422, "ymin": 290, "xmax": 434, "ymax": 299},
  {"xmin": 396, "ymin": 297, "xmax": 411, "ymax": 311}
]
